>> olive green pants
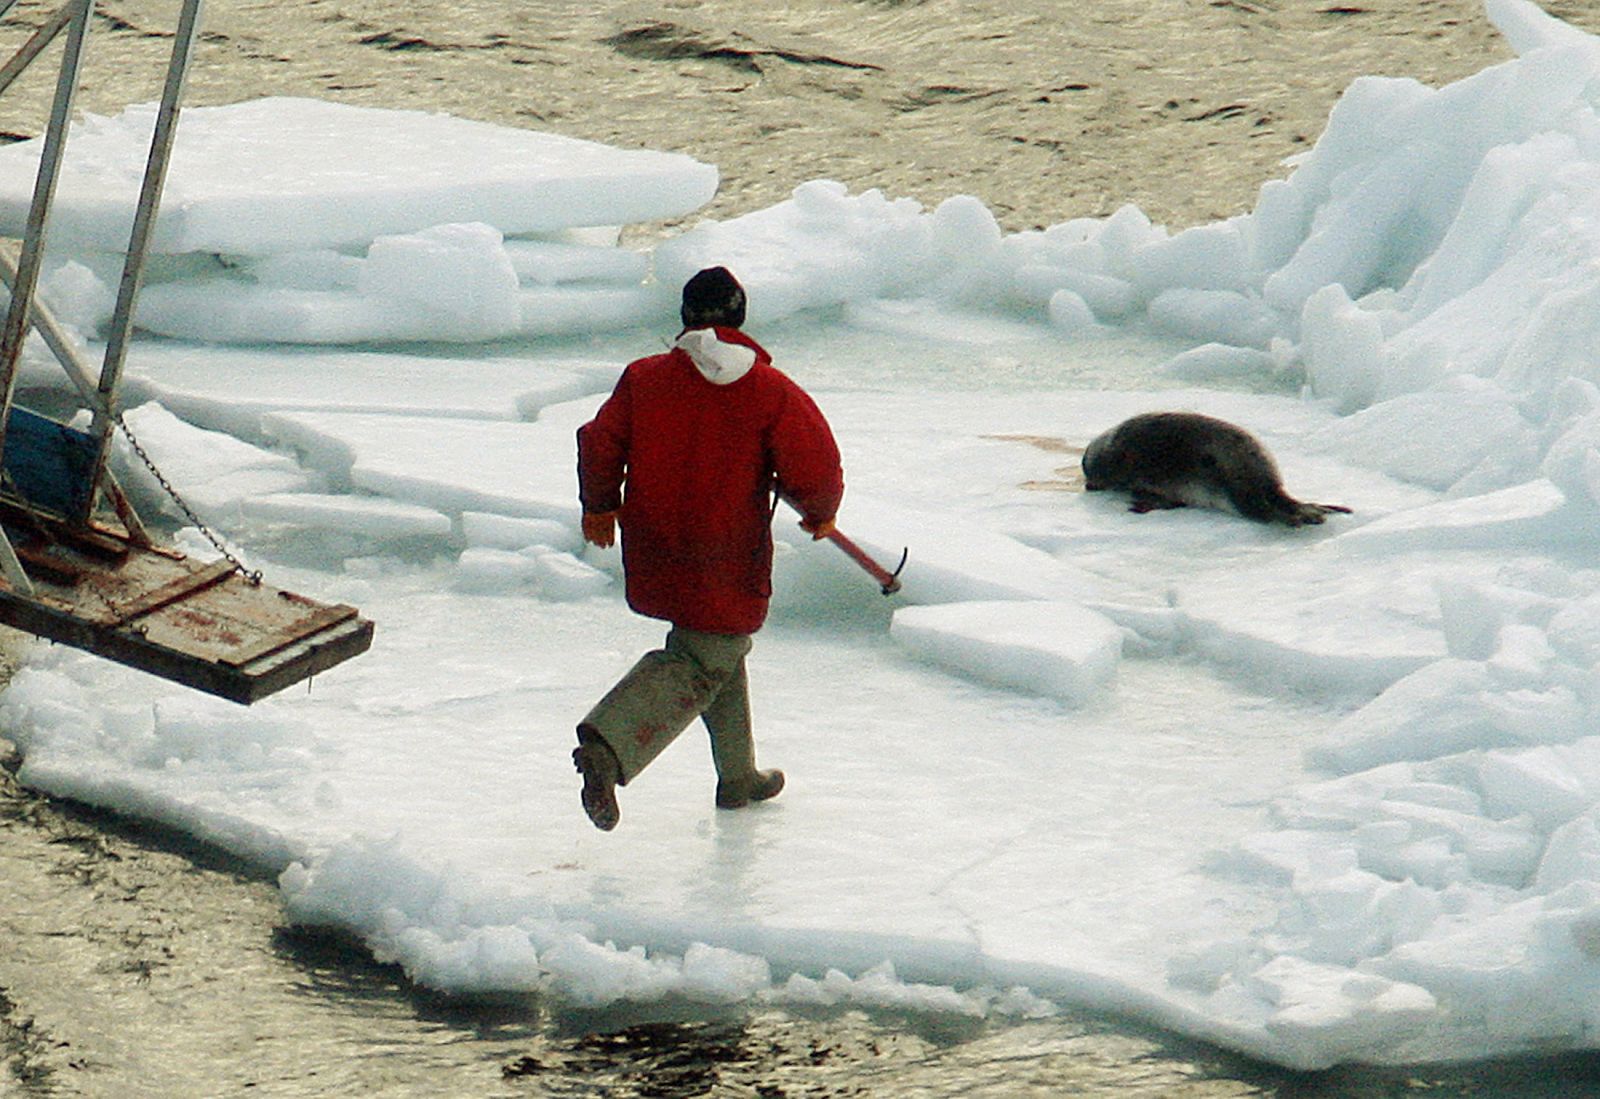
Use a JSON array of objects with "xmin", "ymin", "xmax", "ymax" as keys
[{"xmin": 579, "ymin": 626, "xmax": 761, "ymax": 790}]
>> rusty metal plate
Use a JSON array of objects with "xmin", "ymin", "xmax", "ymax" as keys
[{"xmin": 0, "ymin": 530, "xmax": 373, "ymax": 703}]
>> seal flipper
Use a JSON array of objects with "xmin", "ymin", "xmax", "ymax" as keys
[
  {"xmin": 1282, "ymin": 500, "xmax": 1353, "ymax": 527},
  {"xmin": 1129, "ymin": 488, "xmax": 1187, "ymax": 513},
  {"xmin": 1225, "ymin": 481, "xmax": 1307, "ymax": 525}
]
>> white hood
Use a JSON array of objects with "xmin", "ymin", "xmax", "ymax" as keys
[{"xmin": 676, "ymin": 328, "xmax": 757, "ymax": 385}]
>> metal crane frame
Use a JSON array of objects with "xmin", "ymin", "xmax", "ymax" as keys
[{"xmin": 0, "ymin": 0, "xmax": 373, "ymax": 703}]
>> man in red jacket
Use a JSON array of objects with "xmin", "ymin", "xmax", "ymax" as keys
[{"xmin": 573, "ymin": 266, "xmax": 844, "ymax": 831}]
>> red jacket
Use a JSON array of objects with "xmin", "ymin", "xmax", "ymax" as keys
[{"xmin": 577, "ymin": 326, "xmax": 844, "ymax": 635}]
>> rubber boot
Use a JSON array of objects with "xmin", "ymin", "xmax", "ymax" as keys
[
  {"xmin": 702, "ymin": 660, "xmax": 784, "ymax": 809},
  {"xmin": 578, "ymin": 647, "xmax": 712, "ymax": 784},
  {"xmin": 716, "ymin": 769, "xmax": 785, "ymax": 810},
  {"xmin": 573, "ymin": 726, "xmax": 621, "ymax": 831}
]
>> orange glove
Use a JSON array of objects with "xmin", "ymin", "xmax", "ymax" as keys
[
  {"xmin": 799, "ymin": 515, "xmax": 837, "ymax": 541},
  {"xmin": 582, "ymin": 510, "xmax": 618, "ymax": 548}
]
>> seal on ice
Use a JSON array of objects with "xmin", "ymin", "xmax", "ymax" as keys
[{"xmin": 1082, "ymin": 411, "xmax": 1351, "ymax": 527}]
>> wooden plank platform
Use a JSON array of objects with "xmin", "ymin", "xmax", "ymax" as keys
[{"xmin": 0, "ymin": 515, "xmax": 373, "ymax": 704}]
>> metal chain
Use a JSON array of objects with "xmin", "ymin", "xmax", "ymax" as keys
[{"xmin": 112, "ymin": 412, "xmax": 261, "ymax": 584}]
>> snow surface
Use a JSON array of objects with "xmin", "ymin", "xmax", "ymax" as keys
[
  {"xmin": 0, "ymin": 97, "xmax": 718, "ymax": 254},
  {"xmin": 6, "ymin": 0, "xmax": 1600, "ymax": 1072}
]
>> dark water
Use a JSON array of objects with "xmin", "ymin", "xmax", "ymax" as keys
[
  {"xmin": 8, "ymin": 738, "xmax": 1600, "ymax": 1096},
  {"xmin": 0, "ymin": 0, "xmax": 1540, "ymax": 231},
  {"xmin": 6, "ymin": 1, "xmax": 1600, "ymax": 1095}
]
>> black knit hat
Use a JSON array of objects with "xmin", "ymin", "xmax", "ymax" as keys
[{"xmin": 680, "ymin": 266, "xmax": 746, "ymax": 329}]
